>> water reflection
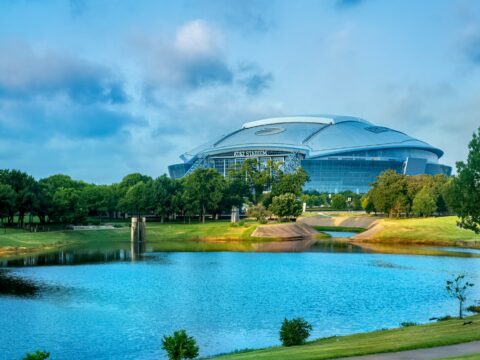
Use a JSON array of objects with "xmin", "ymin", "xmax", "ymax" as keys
[{"xmin": 0, "ymin": 270, "xmax": 39, "ymax": 296}]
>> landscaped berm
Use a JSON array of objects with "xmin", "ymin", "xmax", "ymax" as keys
[{"xmin": 214, "ymin": 315, "xmax": 480, "ymax": 360}]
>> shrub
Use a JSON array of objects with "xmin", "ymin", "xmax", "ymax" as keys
[
  {"xmin": 247, "ymin": 203, "xmax": 270, "ymax": 222},
  {"xmin": 400, "ymin": 322, "xmax": 418, "ymax": 327},
  {"xmin": 238, "ymin": 220, "xmax": 245, "ymax": 226},
  {"xmin": 279, "ymin": 317, "xmax": 313, "ymax": 347},
  {"xmin": 162, "ymin": 330, "xmax": 199, "ymax": 360},
  {"xmin": 259, "ymin": 217, "xmax": 268, "ymax": 224},
  {"xmin": 23, "ymin": 351, "xmax": 50, "ymax": 360},
  {"xmin": 467, "ymin": 305, "xmax": 480, "ymax": 313}
]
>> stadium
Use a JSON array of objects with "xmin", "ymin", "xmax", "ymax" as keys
[{"xmin": 168, "ymin": 115, "xmax": 451, "ymax": 193}]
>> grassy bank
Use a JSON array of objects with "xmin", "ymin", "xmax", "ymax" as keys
[
  {"xmin": 0, "ymin": 221, "xmax": 265, "ymax": 256},
  {"xmin": 355, "ymin": 216, "xmax": 478, "ymax": 245},
  {"xmin": 214, "ymin": 315, "xmax": 480, "ymax": 360},
  {"xmin": 313, "ymin": 225, "xmax": 365, "ymax": 233}
]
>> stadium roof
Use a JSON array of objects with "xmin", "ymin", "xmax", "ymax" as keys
[{"xmin": 182, "ymin": 115, "xmax": 444, "ymax": 162}]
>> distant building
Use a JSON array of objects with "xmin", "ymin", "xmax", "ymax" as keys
[{"xmin": 169, "ymin": 115, "xmax": 451, "ymax": 193}]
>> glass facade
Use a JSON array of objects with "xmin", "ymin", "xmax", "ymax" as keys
[
  {"xmin": 301, "ymin": 159, "xmax": 404, "ymax": 194},
  {"xmin": 168, "ymin": 116, "xmax": 452, "ymax": 192}
]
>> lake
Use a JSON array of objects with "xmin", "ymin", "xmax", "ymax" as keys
[{"xmin": 1, "ymin": 243, "xmax": 480, "ymax": 359}]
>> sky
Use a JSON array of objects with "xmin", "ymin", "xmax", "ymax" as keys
[{"xmin": 0, "ymin": 0, "xmax": 479, "ymax": 183}]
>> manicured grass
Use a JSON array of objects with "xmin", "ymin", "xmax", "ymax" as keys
[
  {"xmin": 439, "ymin": 354, "xmax": 480, "ymax": 360},
  {"xmin": 214, "ymin": 315, "xmax": 480, "ymax": 360},
  {"xmin": 367, "ymin": 217, "xmax": 478, "ymax": 244},
  {"xmin": 0, "ymin": 221, "xmax": 267, "ymax": 255},
  {"xmin": 313, "ymin": 226, "xmax": 366, "ymax": 233}
]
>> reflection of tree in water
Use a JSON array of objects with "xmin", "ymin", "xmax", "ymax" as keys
[
  {"xmin": 0, "ymin": 270, "xmax": 39, "ymax": 297},
  {"xmin": 0, "ymin": 246, "xmax": 147, "ymax": 267}
]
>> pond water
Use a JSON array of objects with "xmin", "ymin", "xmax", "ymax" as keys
[
  {"xmin": 1, "ymin": 244, "xmax": 480, "ymax": 360},
  {"xmin": 323, "ymin": 231, "xmax": 357, "ymax": 238}
]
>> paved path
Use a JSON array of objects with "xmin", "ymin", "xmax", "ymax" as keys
[{"xmin": 335, "ymin": 341, "xmax": 480, "ymax": 360}]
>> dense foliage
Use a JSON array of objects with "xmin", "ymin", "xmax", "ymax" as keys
[
  {"xmin": 161, "ymin": 330, "xmax": 199, "ymax": 360},
  {"xmin": 279, "ymin": 317, "xmax": 313, "ymax": 346},
  {"xmin": 446, "ymin": 128, "xmax": 480, "ymax": 233},
  {"xmin": 363, "ymin": 171, "xmax": 450, "ymax": 218},
  {"xmin": 0, "ymin": 159, "xmax": 309, "ymax": 225}
]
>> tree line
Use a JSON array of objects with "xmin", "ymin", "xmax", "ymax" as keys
[{"xmin": 0, "ymin": 158, "xmax": 309, "ymax": 226}]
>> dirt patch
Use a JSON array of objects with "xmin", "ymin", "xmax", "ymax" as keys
[{"xmin": 251, "ymin": 222, "xmax": 317, "ymax": 239}]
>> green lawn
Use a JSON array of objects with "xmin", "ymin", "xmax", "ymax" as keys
[
  {"xmin": 439, "ymin": 354, "xmax": 480, "ymax": 360},
  {"xmin": 214, "ymin": 315, "xmax": 480, "ymax": 360},
  {"xmin": 313, "ymin": 225, "xmax": 366, "ymax": 233},
  {"xmin": 0, "ymin": 221, "xmax": 267, "ymax": 255},
  {"xmin": 366, "ymin": 216, "xmax": 478, "ymax": 244}
]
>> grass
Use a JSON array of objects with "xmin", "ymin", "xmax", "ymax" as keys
[
  {"xmin": 439, "ymin": 355, "xmax": 480, "ymax": 360},
  {"xmin": 0, "ymin": 221, "xmax": 275, "ymax": 256},
  {"xmin": 312, "ymin": 226, "xmax": 366, "ymax": 233},
  {"xmin": 366, "ymin": 216, "xmax": 478, "ymax": 244},
  {"xmin": 213, "ymin": 315, "xmax": 480, "ymax": 360}
]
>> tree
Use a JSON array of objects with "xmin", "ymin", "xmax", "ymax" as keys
[
  {"xmin": 228, "ymin": 158, "xmax": 276, "ymax": 203},
  {"xmin": 22, "ymin": 350, "xmax": 50, "ymax": 360},
  {"xmin": 0, "ymin": 184, "xmax": 16, "ymax": 224},
  {"xmin": 151, "ymin": 175, "xmax": 179, "ymax": 222},
  {"xmin": 247, "ymin": 203, "xmax": 270, "ymax": 222},
  {"xmin": 161, "ymin": 330, "xmax": 199, "ymax": 360},
  {"xmin": 271, "ymin": 168, "xmax": 309, "ymax": 197},
  {"xmin": 51, "ymin": 188, "xmax": 87, "ymax": 224},
  {"xmin": 368, "ymin": 170, "xmax": 409, "ymax": 217},
  {"xmin": 269, "ymin": 193, "xmax": 302, "ymax": 221},
  {"xmin": 118, "ymin": 181, "xmax": 151, "ymax": 216},
  {"xmin": 183, "ymin": 168, "xmax": 224, "ymax": 223},
  {"xmin": 331, "ymin": 194, "xmax": 347, "ymax": 210},
  {"xmin": 361, "ymin": 194, "xmax": 375, "ymax": 214},
  {"xmin": 279, "ymin": 318, "xmax": 313, "ymax": 347},
  {"xmin": 0, "ymin": 169, "xmax": 38, "ymax": 225},
  {"xmin": 446, "ymin": 274, "xmax": 474, "ymax": 319},
  {"xmin": 447, "ymin": 128, "xmax": 480, "ymax": 233},
  {"xmin": 412, "ymin": 186, "xmax": 437, "ymax": 217}
]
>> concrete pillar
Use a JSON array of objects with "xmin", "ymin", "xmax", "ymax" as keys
[
  {"xmin": 231, "ymin": 207, "xmax": 240, "ymax": 223},
  {"xmin": 302, "ymin": 202, "xmax": 307, "ymax": 213},
  {"xmin": 131, "ymin": 216, "xmax": 146, "ymax": 242}
]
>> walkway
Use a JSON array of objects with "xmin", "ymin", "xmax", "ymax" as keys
[{"xmin": 336, "ymin": 341, "xmax": 480, "ymax": 360}]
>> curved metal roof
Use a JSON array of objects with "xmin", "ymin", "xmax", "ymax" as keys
[{"xmin": 182, "ymin": 115, "xmax": 444, "ymax": 161}]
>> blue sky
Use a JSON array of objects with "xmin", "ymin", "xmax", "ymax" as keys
[{"xmin": 1, "ymin": 0, "xmax": 479, "ymax": 183}]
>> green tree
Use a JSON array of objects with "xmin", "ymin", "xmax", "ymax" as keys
[
  {"xmin": 279, "ymin": 318, "xmax": 313, "ymax": 347},
  {"xmin": 271, "ymin": 168, "xmax": 309, "ymax": 197},
  {"xmin": 269, "ymin": 193, "xmax": 302, "ymax": 221},
  {"xmin": 0, "ymin": 184, "xmax": 16, "ymax": 224},
  {"xmin": 51, "ymin": 188, "xmax": 87, "ymax": 224},
  {"xmin": 118, "ymin": 181, "xmax": 151, "ymax": 216},
  {"xmin": 368, "ymin": 170, "xmax": 409, "ymax": 217},
  {"xmin": 183, "ymin": 168, "xmax": 224, "ymax": 223},
  {"xmin": 151, "ymin": 175, "xmax": 180, "ymax": 222},
  {"xmin": 361, "ymin": 194, "xmax": 375, "ymax": 214},
  {"xmin": 412, "ymin": 186, "xmax": 437, "ymax": 217},
  {"xmin": 161, "ymin": 330, "xmax": 199, "ymax": 360},
  {"xmin": 331, "ymin": 194, "xmax": 347, "ymax": 210},
  {"xmin": 247, "ymin": 203, "xmax": 270, "ymax": 222},
  {"xmin": 447, "ymin": 128, "xmax": 480, "ymax": 233},
  {"xmin": 446, "ymin": 274, "xmax": 474, "ymax": 319}
]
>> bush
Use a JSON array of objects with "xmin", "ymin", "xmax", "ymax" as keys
[
  {"xmin": 259, "ymin": 217, "xmax": 268, "ymax": 224},
  {"xmin": 23, "ymin": 351, "xmax": 50, "ymax": 360},
  {"xmin": 162, "ymin": 330, "xmax": 199, "ymax": 360},
  {"xmin": 467, "ymin": 305, "xmax": 480, "ymax": 313},
  {"xmin": 279, "ymin": 317, "xmax": 313, "ymax": 347},
  {"xmin": 400, "ymin": 322, "xmax": 418, "ymax": 327},
  {"xmin": 238, "ymin": 220, "xmax": 245, "ymax": 226}
]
